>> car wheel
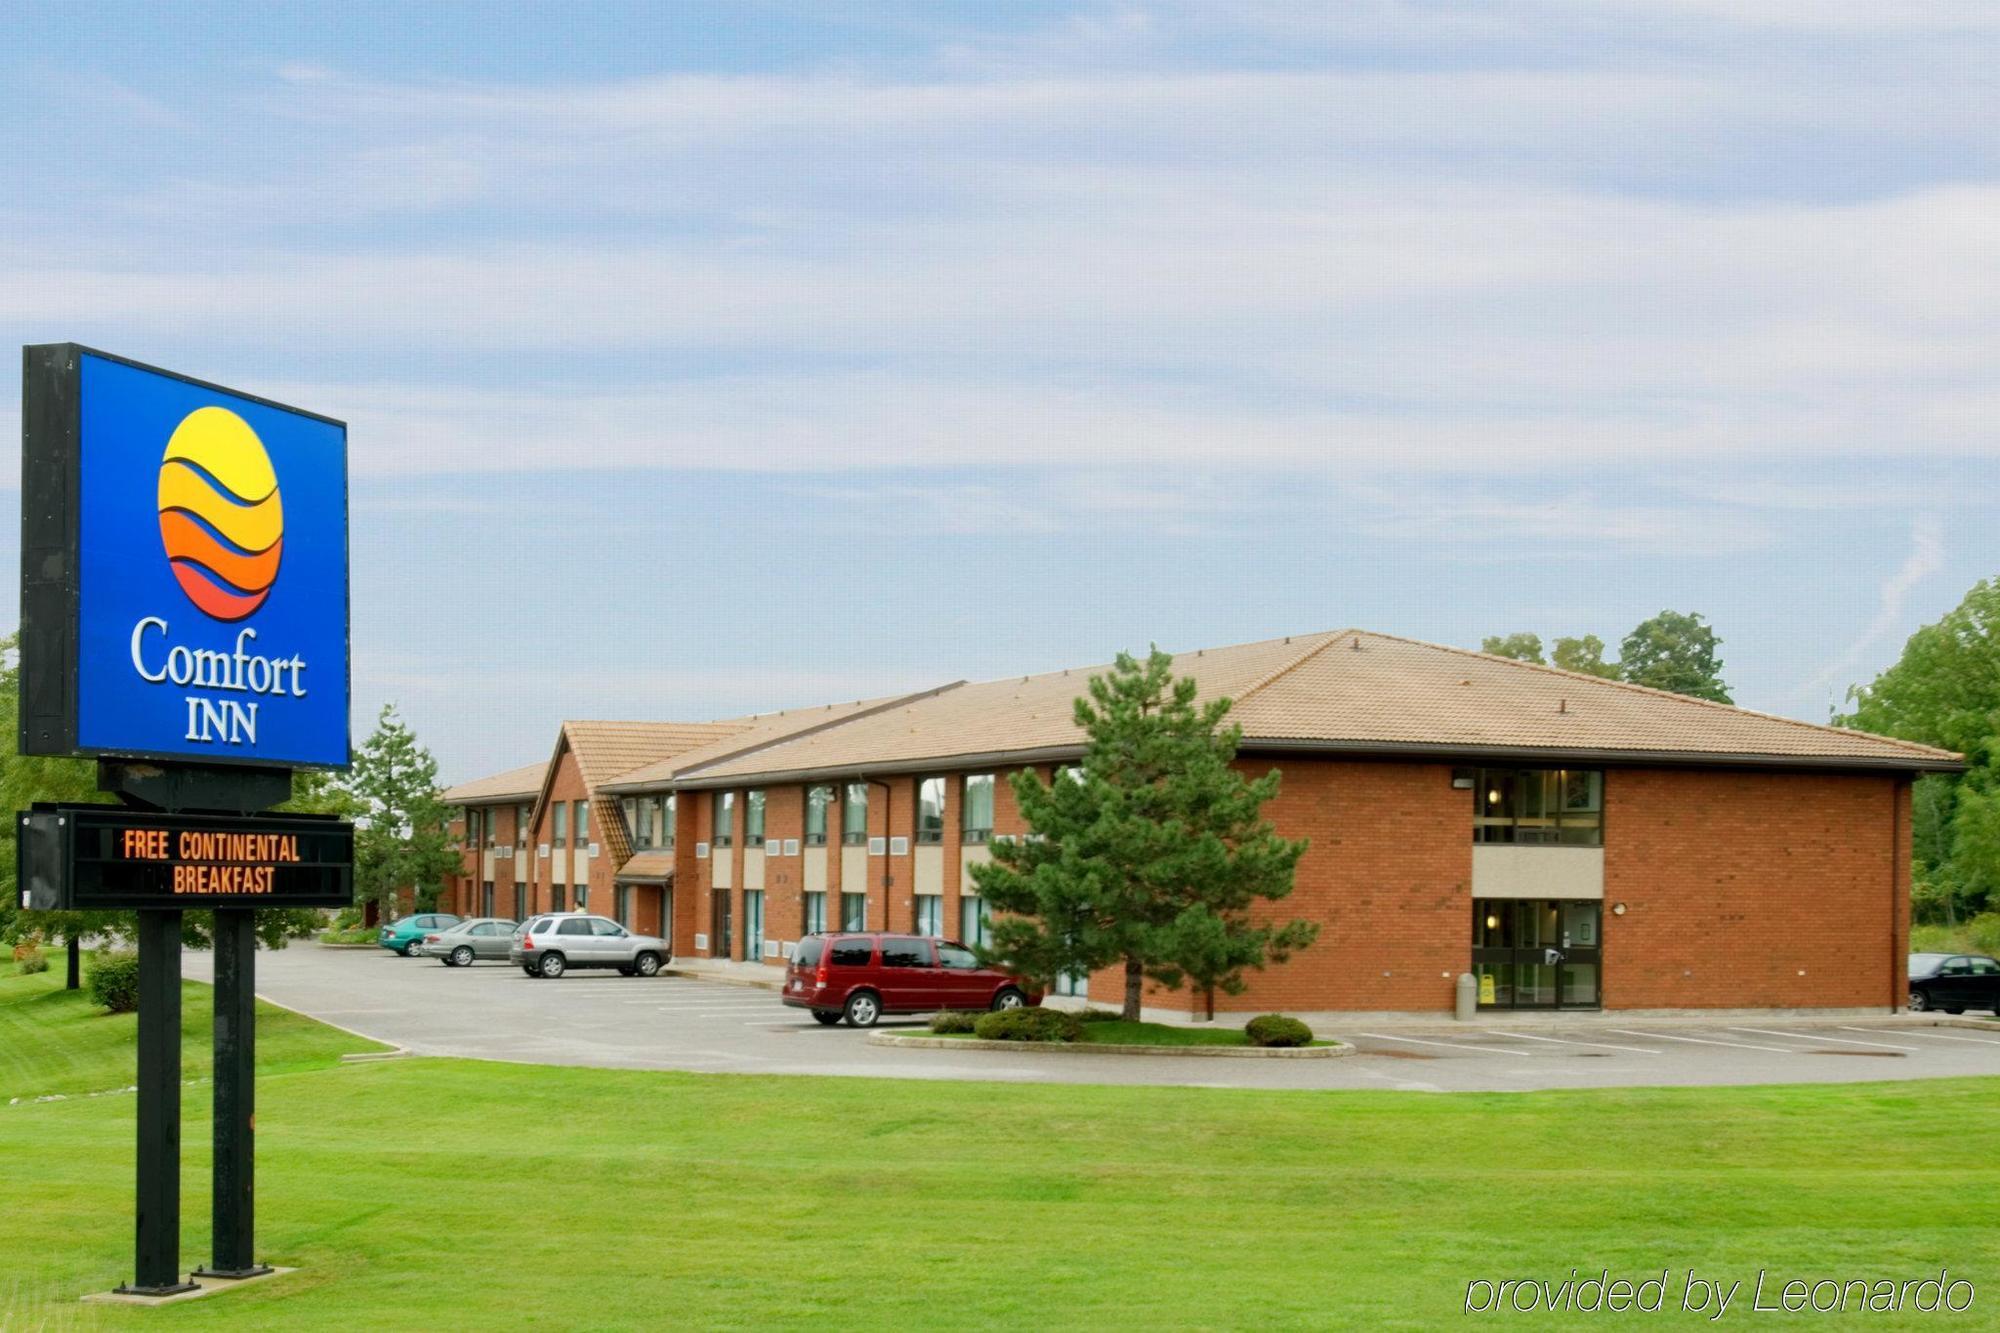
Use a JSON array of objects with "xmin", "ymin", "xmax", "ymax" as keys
[
  {"xmin": 811, "ymin": 1011, "xmax": 841, "ymax": 1026},
  {"xmin": 1909, "ymin": 990, "xmax": 1930, "ymax": 1012},
  {"xmin": 990, "ymin": 987, "xmax": 1027, "ymax": 1011},
  {"xmin": 522, "ymin": 966, "xmax": 539, "ymax": 978},
  {"xmin": 401, "ymin": 941, "xmax": 423, "ymax": 957},
  {"xmin": 538, "ymin": 952, "xmax": 567, "ymax": 979},
  {"xmin": 843, "ymin": 991, "xmax": 881, "ymax": 1028},
  {"xmin": 634, "ymin": 952, "xmax": 662, "ymax": 978},
  {"xmin": 450, "ymin": 946, "xmax": 474, "ymax": 968}
]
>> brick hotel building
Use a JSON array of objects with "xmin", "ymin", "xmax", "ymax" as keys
[{"xmin": 444, "ymin": 630, "xmax": 1958, "ymax": 1017}]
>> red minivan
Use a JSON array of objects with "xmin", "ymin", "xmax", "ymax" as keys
[{"xmin": 783, "ymin": 933, "xmax": 1043, "ymax": 1027}]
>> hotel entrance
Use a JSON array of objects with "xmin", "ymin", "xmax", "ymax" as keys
[{"xmin": 1472, "ymin": 899, "xmax": 1601, "ymax": 1010}]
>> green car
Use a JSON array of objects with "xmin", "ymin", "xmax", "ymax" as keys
[{"xmin": 377, "ymin": 913, "xmax": 461, "ymax": 957}]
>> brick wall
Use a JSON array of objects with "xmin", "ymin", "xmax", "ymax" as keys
[{"xmin": 1602, "ymin": 768, "xmax": 1908, "ymax": 1010}]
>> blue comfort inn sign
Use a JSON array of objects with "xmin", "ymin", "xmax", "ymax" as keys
[{"xmin": 19, "ymin": 345, "xmax": 350, "ymax": 770}]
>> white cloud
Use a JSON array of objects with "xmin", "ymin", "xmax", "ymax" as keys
[{"xmin": 1790, "ymin": 516, "xmax": 1947, "ymax": 704}]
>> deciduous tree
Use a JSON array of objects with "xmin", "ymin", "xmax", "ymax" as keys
[
  {"xmin": 349, "ymin": 704, "xmax": 457, "ymax": 917},
  {"xmin": 1619, "ymin": 610, "xmax": 1732, "ymax": 703}
]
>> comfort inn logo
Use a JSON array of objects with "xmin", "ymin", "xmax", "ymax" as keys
[{"xmin": 156, "ymin": 406, "xmax": 285, "ymax": 621}]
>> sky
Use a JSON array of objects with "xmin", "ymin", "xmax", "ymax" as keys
[{"xmin": 3, "ymin": 1, "xmax": 1996, "ymax": 783}]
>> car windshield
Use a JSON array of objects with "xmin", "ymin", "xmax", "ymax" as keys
[{"xmin": 1909, "ymin": 953, "xmax": 1952, "ymax": 977}]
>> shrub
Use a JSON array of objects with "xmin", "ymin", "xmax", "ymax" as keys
[
  {"xmin": 14, "ymin": 945, "xmax": 48, "ymax": 976},
  {"xmin": 974, "ymin": 1007, "xmax": 1082, "ymax": 1043},
  {"xmin": 318, "ymin": 927, "xmax": 376, "ymax": 945},
  {"xmin": 88, "ymin": 953, "xmax": 142, "ymax": 1014},
  {"xmin": 1244, "ymin": 1013, "xmax": 1313, "ymax": 1048},
  {"xmin": 331, "ymin": 905, "xmax": 364, "ymax": 930},
  {"xmin": 929, "ymin": 1010, "xmax": 980, "ymax": 1034},
  {"xmin": 1077, "ymin": 1007, "xmax": 1124, "ymax": 1024}
]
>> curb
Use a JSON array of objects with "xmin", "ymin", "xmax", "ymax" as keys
[
  {"xmin": 867, "ymin": 1032, "xmax": 1350, "ymax": 1059},
  {"xmin": 661, "ymin": 967, "xmax": 783, "ymax": 992}
]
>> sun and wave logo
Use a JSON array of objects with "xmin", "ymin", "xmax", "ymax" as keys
[{"xmin": 156, "ymin": 406, "xmax": 284, "ymax": 622}]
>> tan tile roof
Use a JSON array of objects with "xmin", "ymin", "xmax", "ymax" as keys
[
  {"xmin": 533, "ymin": 721, "xmax": 751, "ymax": 868},
  {"xmin": 671, "ymin": 629, "xmax": 1959, "ymax": 784},
  {"xmin": 442, "ymin": 761, "xmax": 547, "ymax": 805},
  {"xmin": 614, "ymin": 851, "xmax": 677, "ymax": 882},
  {"xmin": 598, "ymin": 689, "xmax": 955, "ymax": 791}
]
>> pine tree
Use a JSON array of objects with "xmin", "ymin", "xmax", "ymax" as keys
[
  {"xmin": 972, "ymin": 648, "xmax": 1315, "ymax": 1020},
  {"xmin": 348, "ymin": 704, "xmax": 457, "ymax": 917}
]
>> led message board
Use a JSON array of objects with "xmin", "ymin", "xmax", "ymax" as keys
[
  {"xmin": 16, "ymin": 805, "xmax": 354, "ymax": 911},
  {"xmin": 20, "ymin": 345, "xmax": 350, "ymax": 770}
]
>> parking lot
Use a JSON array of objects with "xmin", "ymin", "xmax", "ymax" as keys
[{"xmin": 184, "ymin": 945, "xmax": 2000, "ymax": 1093}]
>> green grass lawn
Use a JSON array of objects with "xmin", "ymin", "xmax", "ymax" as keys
[
  {"xmin": 0, "ymin": 957, "xmax": 386, "ymax": 1104},
  {"xmin": 2, "ymin": 984, "xmax": 1995, "ymax": 1329}
]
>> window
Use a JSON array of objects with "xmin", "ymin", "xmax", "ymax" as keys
[
  {"xmin": 879, "ymin": 937, "xmax": 932, "ymax": 968},
  {"xmin": 962, "ymin": 774, "xmax": 994, "ymax": 843},
  {"xmin": 1054, "ymin": 970, "xmax": 1088, "ymax": 997},
  {"xmin": 513, "ymin": 885, "xmax": 527, "ymax": 920},
  {"xmin": 914, "ymin": 778, "xmax": 947, "ymax": 844},
  {"xmin": 714, "ymin": 792, "xmax": 735, "ymax": 848},
  {"xmin": 840, "ymin": 892, "xmax": 867, "ymax": 931},
  {"xmin": 841, "ymin": 783, "xmax": 868, "ymax": 844},
  {"xmin": 793, "ymin": 937, "xmax": 825, "ymax": 968},
  {"xmin": 636, "ymin": 798, "xmax": 654, "ymax": 849},
  {"xmin": 615, "ymin": 885, "xmax": 631, "ymax": 926},
  {"xmin": 481, "ymin": 882, "xmax": 494, "ymax": 916},
  {"xmin": 915, "ymin": 896, "xmax": 943, "ymax": 936},
  {"xmin": 575, "ymin": 883, "xmax": 589, "ymax": 910},
  {"xmin": 745, "ymin": 790, "xmax": 766, "ymax": 845},
  {"xmin": 558, "ymin": 918, "xmax": 591, "ymax": 936},
  {"xmin": 552, "ymin": 886, "xmax": 567, "ymax": 911},
  {"xmin": 516, "ymin": 805, "xmax": 530, "ymax": 849},
  {"xmin": 803, "ymin": 891, "xmax": 827, "ymax": 934},
  {"xmin": 622, "ymin": 798, "xmax": 637, "ymax": 843},
  {"xmin": 553, "ymin": 802, "xmax": 568, "ymax": 847},
  {"xmin": 662, "ymin": 795, "xmax": 677, "ymax": 848},
  {"xmin": 574, "ymin": 801, "xmax": 590, "ymax": 849},
  {"xmin": 959, "ymin": 895, "xmax": 990, "ymax": 948},
  {"xmin": 805, "ymin": 786, "xmax": 833, "ymax": 845},
  {"xmin": 829, "ymin": 939, "xmax": 873, "ymax": 967},
  {"xmin": 591, "ymin": 918, "xmax": 626, "ymax": 937},
  {"xmin": 937, "ymin": 942, "xmax": 979, "ymax": 970},
  {"xmin": 1471, "ymin": 769, "xmax": 1603, "ymax": 846}
]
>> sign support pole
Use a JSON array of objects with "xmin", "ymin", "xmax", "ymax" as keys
[
  {"xmin": 196, "ymin": 908, "xmax": 270, "ymax": 1280},
  {"xmin": 120, "ymin": 908, "xmax": 197, "ymax": 1297}
]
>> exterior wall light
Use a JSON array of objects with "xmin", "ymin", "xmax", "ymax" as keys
[{"xmin": 1611, "ymin": 902, "xmax": 1628, "ymax": 916}]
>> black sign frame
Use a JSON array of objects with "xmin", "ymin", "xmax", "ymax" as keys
[{"xmin": 16, "ymin": 803, "xmax": 354, "ymax": 911}]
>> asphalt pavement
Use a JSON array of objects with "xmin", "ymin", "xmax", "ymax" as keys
[{"xmin": 182, "ymin": 944, "xmax": 2000, "ymax": 1093}]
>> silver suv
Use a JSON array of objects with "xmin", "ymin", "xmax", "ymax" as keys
[{"xmin": 510, "ymin": 912, "xmax": 668, "ymax": 979}]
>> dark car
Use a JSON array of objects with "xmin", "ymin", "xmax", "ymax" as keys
[
  {"xmin": 1909, "ymin": 953, "xmax": 2000, "ymax": 1014},
  {"xmin": 782, "ymin": 932, "xmax": 1042, "ymax": 1027}
]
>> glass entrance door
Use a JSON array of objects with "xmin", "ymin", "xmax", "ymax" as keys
[
  {"xmin": 713, "ymin": 893, "xmax": 732, "ymax": 959},
  {"xmin": 742, "ymin": 890, "xmax": 765, "ymax": 962},
  {"xmin": 1473, "ymin": 899, "xmax": 1601, "ymax": 1010}
]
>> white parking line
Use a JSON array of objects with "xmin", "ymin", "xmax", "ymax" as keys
[
  {"xmin": 1355, "ymin": 1032, "xmax": 1540, "ymax": 1057},
  {"xmin": 1488, "ymin": 1030, "xmax": 1662, "ymax": 1055},
  {"xmin": 1855, "ymin": 1026, "xmax": 2000, "ymax": 1046},
  {"xmin": 1606, "ymin": 1029, "xmax": 1792, "ymax": 1054},
  {"xmin": 1726, "ymin": 1026, "xmax": 1921, "ymax": 1053}
]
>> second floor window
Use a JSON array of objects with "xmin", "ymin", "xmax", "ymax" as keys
[
  {"xmin": 714, "ymin": 791, "xmax": 735, "ymax": 848},
  {"xmin": 805, "ymin": 785, "xmax": 833, "ymax": 845},
  {"xmin": 574, "ymin": 801, "xmax": 590, "ymax": 850},
  {"xmin": 745, "ymin": 789, "xmax": 766, "ymax": 846},
  {"xmin": 916, "ymin": 777, "xmax": 946, "ymax": 844},
  {"xmin": 843, "ymin": 783, "xmax": 868, "ymax": 845},
  {"xmin": 635, "ymin": 798, "xmax": 654, "ymax": 848},
  {"xmin": 962, "ymin": 774, "xmax": 994, "ymax": 843},
  {"xmin": 553, "ymin": 801, "xmax": 568, "ymax": 847},
  {"xmin": 516, "ymin": 804, "xmax": 530, "ymax": 849},
  {"xmin": 662, "ymin": 794, "xmax": 676, "ymax": 848},
  {"xmin": 1471, "ymin": 768, "xmax": 1603, "ymax": 847}
]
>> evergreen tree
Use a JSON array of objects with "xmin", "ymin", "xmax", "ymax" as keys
[
  {"xmin": 972, "ymin": 648, "xmax": 1314, "ymax": 1020},
  {"xmin": 349, "ymin": 704, "xmax": 457, "ymax": 917}
]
